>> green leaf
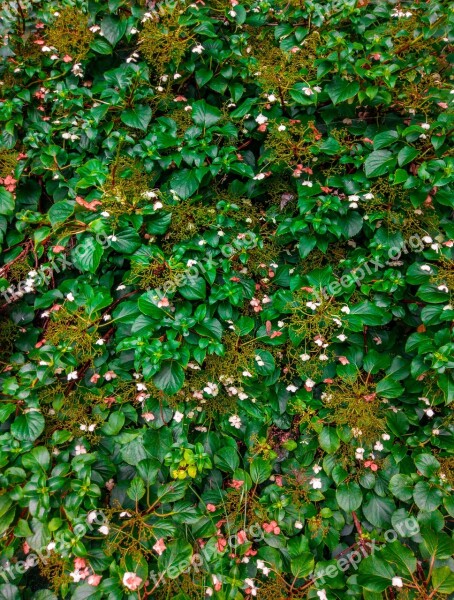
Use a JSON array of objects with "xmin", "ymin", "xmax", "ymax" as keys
[
  {"xmin": 127, "ymin": 476, "xmax": 146, "ymax": 502},
  {"xmin": 120, "ymin": 105, "xmax": 152, "ymax": 131},
  {"xmin": 376, "ymin": 377, "xmax": 403, "ymax": 398},
  {"xmin": 71, "ymin": 237, "xmax": 104, "ymax": 273},
  {"xmin": 290, "ymin": 553, "xmax": 314, "ymax": 578},
  {"xmin": 326, "ymin": 78, "xmax": 360, "ymax": 105},
  {"xmin": 414, "ymin": 453, "xmax": 440, "ymax": 478},
  {"xmin": 373, "ymin": 131, "xmax": 399, "ymax": 150},
  {"xmin": 0, "ymin": 187, "xmax": 15, "ymax": 216},
  {"xmin": 192, "ymin": 100, "xmax": 222, "ymax": 127},
  {"xmin": 364, "ymin": 150, "xmax": 396, "ymax": 178},
  {"xmin": 336, "ymin": 481, "xmax": 362, "ymax": 512},
  {"xmin": 431, "ymin": 567, "xmax": 454, "ymax": 594},
  {"xmin": 11, "ymin": 412, "xmax": 45, "ymax": 442},
  {"xmin": 170, "ymin": 169, "xmax": 200, "ymax": 200},
  {"xmin": 157, "ymin": 540, "xmax": 193, "ymax": 579},
  {"xmin": 110, "ymin": 228, "xmax": 141, "ymax": 253},
  {"xmin": 250, "ymin": 458, "xmax": 272, "ymax": 484},
  {"xmin": 214, "ymin": 446, "xmax": 239, "ymax": 473},
  {"xmin": 421, "ymin": 529, "xmax": 454, "ymax": 560},
  {"xmin": 413, "ymin": 482, "xmax": 443, "ymax": 511},
  {"xmin": 389, "ymin": 474, "xmax": 413, "ymax": 501},
  {"xmin": 397, "ymin": 146, "xmax": 418, "ymax": 166},
  {"xmin": 100, "ymin": 15, "xmax": 127, "ymax": 46},
  {"xmin": 357, "ymin": 556, "xmax": 395, "ymax": 592},
  {"xmin": 319, "ymin": 427, "xmax": 340, "ymax": 454},
  {"xmin": 363, "ymin": 494, "xmax": 395, "ymax": 528},
  {"xmin": 153, "ymin": 362, "xmax": 185, "ymax": 395},
  {"xmin": 48, "ymin": 201, "xmax": 74, "ymax": 226}
]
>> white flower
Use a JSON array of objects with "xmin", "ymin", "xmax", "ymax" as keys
[
  {"xmin": 88, "ymin": 424, "xmax": 96, "ymax": 432},
  {"xmin": 363, "ymin": 193, "xmax": 374, "ymax": 200},
  {"xmin": 437, "ymin": 284, "xmax": 448, "ymax": 293},
  {"xmin": 424, "ymin": 408, "xmax": 434, "ymax": 417},
  {"xmin": 286, "ymin": 384, "xmax": 298, "ymax": 393},
  {"xmin": 87, "ymin": 511, "xmax": 98, "ymax": 524},
  {"xmin": 253, "ymin": 173, "xmax": 266, "ymax": 180},
  {"xmin": 392, "ymin": 577, "xmax": 403, "ymax": 588},
  {"xmin": 101, "ymin": 211, "xmax": 110, "ymax": 217},
  {"xmin": 341, "ymin": 306, "xmax": 350, "ymax": 314},
  {"xmin": 374, "ymin": 441, "xmax": 384, "ymax": 451},
  {"xmin": 420, "ymin": 264, "xmax": 431, "ymax": 272},
  {"xmin": 295, "ymin": 521, "xmax": 303, "ymax": 529},
  {"xmin": 313, "ymin": 464, "xmax": 322, "ymax": 474},
  {"xmin": 204, "ymin": 382, "xmax": 219, "ymax": 396},
  {"xmin": 278, "ymin": 125, "xmax": 286, "ymax": 131},
  {"xmin": 355, "ymin": 447, "xmax": 365, "ymax": 459},
  {"xmin": 255, "ymin": 355, "xmax": 265, "ymax": 366},
  {"xmin": 75, "ymin": 445, "xmax": 87, "ymax": 455},
  {"xmin": 420, "ymin": 123, "xmax": 430, "ymax": 130},
  {"xmin": 187, "ymin": 259, "xmax": 198, "ymax": 267},
  {"xmin": 302, "ymin": 180, "xmax": 313, "ymax": 187},
  {"xmin": 103, "ymin": 314, "xmax": 111, "ymax": 321},
  {"xmin": 302, "ymin": 87, "xmax": 314, "ymax": 96},
  {"xmin": 108, "ymin": 235, "xmax": 117, "ymax": 242},
  {"xmin": 348, "ymin": 195, "xmax": 360, "ymax": 202},
  {"xmin": 306, "ymin": 301, "xmax": 318, "ymax": 310},
  {"xmin": 255, "ymin": 114, "xmax": 268, "ymax": 125},
  {"xmin": 432, "ymin": 429, "xmax": 440, "ymax": 435},
  {"xmin": 192, "ymin": 44, "xmax": 204, "ymax": 54},
  {"xmin": 310, "ymin": 477, "xmax": 322, "ymax": 489},
  {"xmin": 80, "ymin": 424, "xmax": 87, "ymax": 431},
  {"xmin": 382, "ymin": 433, "xmax": 390, "ymax": 440},
  {"xmin": 317, "ymin": 590, "xmax": 328, "ymax": 600},
  {"xmin": 313, "ymin": 86, "xmax": 322, "ymax": 93},
  {"xmin": 319, "ymin": 354, "xmax": 329, "ymax": 361},
  {"xmin": 98, "ymin": 525, "xmax": 109, "ymax": 535},
  {"xmin": 300, "ymin": 353, "xmax": 311, "ymax": 361},
  {"xmin": 153, "ymin": 201, "xmax": 163, "ymax": 210},
  {"xmin": 267, "ymin": 94, "xmax": 277, "ymax": 102},
  {"xmin": 66, "ymin": 292, "xmax": 75, "ymax": 302},
  {"xmin": 336, "ymin": 334, "xmax": 347, "ymax": 342},
  {"xmin": 95, "ymin": 339, "xmax": 105, "ymax": 346},
  {"xmin": 305, "ymin": 378, "xmax": 315, "ymax": 389},
  {"xmin": 173, "ymin": 411, "xmax": 184, "ymax": 423},
  {"xmin": 174, "ymin": 73, "xmax": 182, "ymax": 80},
  {"xmin": 229, "ymin": 414, "xmax": 242, "ymax": 429},
  {"xmin": 67, "ymin": 371, "xmax": 78, "ymax": 381},
  {"xmin": 242, "ymin": 370, "xmax": 253, "ymax": 377},
  {"xmin": 422, "ymin": 236, "xmax": 433, "ymax": 244}
]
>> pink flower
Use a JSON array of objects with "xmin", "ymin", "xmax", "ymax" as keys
[
  {"xmin": 74, "ymin": 558, "xmax": 87, "ymax": 570},
  {"xmin": 63, "ymin": 55, "xmax": 73, "ymax": 63},
  {"xmin": 263, "ymin": 521, "xmax": 280, "ymax": 535},
  {"xmin": 231, "ymin": 479, "xmax": 244, "ymax": 489},
  {"xmin": 23, "ymin": 542, "xmax": 30, "ymax": 554},
  {"xmin": 123, "ymin": 572, "xmax": 142, "ymax": 591},
  {"xmin": 88, "ymin": 574, "xmax": 102, "ymax": 586},
  {"xmin": 274, "ymin": 475, "xmax": 283, "ymax": 487},
  {"xmin": 206, "ymin": 503, "xmax": 217, "ymax": 512},
  {"xmin": 237, "ymin": 530, "xmax": 247, "ymax": 544},
  {"xmin": 338, "ymin": 356, "xmax": 350, "ymax": 365},
  {"xmin": 216, "ymin": 537, "xmax": 227, "ymax": 552},
  {"xmin": 153, "ymin": 538, "xmax": 167, "ymax": 556},
  {"xmin": 158, "ymin": 297, "xmax": 169, "ymax": 308},
  {"xmin": 142, "ymin": 412, "xmax": 155, "ymax": 422}
]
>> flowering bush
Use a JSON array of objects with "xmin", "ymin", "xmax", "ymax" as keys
[{"xmin": 0, "ymin": 0, "xmax": 453, "ymax": 598}]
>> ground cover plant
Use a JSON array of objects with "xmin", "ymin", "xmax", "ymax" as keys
[{"xmin": 0, "ymin": 0, "xmax": 453, "ymax": 598}]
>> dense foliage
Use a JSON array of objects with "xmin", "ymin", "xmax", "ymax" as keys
[{"xmin": 0, "ymin": 0, "xmax": 453, "ymax": 598}]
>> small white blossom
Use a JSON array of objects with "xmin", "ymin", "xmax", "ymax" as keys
[
  {"xmin": 173, "ymin": 411, "xmax": 184, "ymax": 423},
  {"xmin": 310, "ymin": 477, "xmax": 322, "ymax": 489},
  {"xmin": 229, "ymin": 414, "xmax": 242, "ymax": 429}
]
